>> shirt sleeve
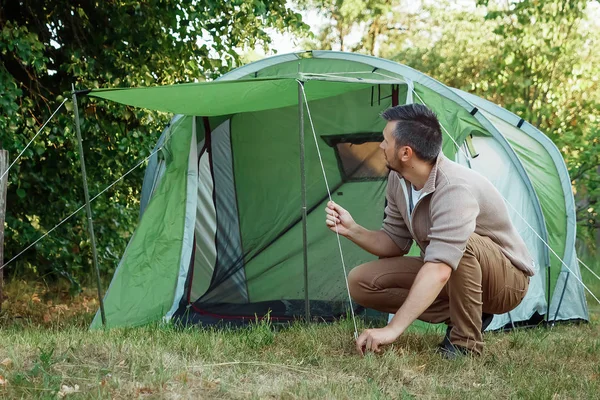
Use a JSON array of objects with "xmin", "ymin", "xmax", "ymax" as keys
[
  {"xmin": 424, "ymin": 183, "xmax": 479, "ymax": 269},
  {"xmin": 381, "ymin": 174, "xmax": 414, "ymax": 255}
]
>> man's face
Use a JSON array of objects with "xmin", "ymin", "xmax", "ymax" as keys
[{"xmin": 380, "ymin": 120, "xmax": 407, "ymax": 174}]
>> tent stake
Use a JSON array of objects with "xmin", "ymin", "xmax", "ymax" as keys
[
  {"xmin": 72, "ymin": 84, "xmax": 106, "ymax": 327},
  {"xmin": 298, "ymin": 80, "xmax": 310, "ymax": 323}
]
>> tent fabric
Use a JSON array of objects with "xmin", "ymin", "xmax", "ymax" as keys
[
  {"xmin": 91, "ymin": 51, "xmax": 588, "ymax": 330},
  {"xmin": 165, "ymin": 126, "xmax": 198, "ymax": 320},
  {"xmin": 139, "ymin": 118, "xmax": 176, "ymax": 218},
  {"xmin": 91, "ymin": 116, "xmax": 195, "ymax": 329},
  {"xmin": 549, "ymin": 251, "xmax": 589, "ymax": 321}
]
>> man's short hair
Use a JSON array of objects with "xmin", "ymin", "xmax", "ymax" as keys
[{"xmin": 381, "ymin": 104, "xmax": 442, "ymax": 163}]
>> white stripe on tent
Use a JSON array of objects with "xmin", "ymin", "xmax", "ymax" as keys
[
  {"xmin": 219, "ymin": 53, "xmax": 301, "ymax": 81},
  {"xmin": 165, "ymin": 124, "xmax": 199, "ymax": 321},
  {"xmin": 190, "ymin": 141, "xmax": 217, "ymax": 301},
  {"xmin": 405, "ymin": 78, "xmax": 414, "ymax": 104}
]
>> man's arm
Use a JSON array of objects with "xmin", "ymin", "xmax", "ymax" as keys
[
  {"xmin": 326, "ymin": 173, "xmax": 413, "ymax": 257},
  {"xmin": 347, "ymin": 224, "xmax": 405, "ymax": 258},
  {"xmin": 356, "ymin": 261, "xmax": 452, "ymax": 354},
  {"xmin": 326, "ymin": 201, "xmax": 405, "ymax": 257}
]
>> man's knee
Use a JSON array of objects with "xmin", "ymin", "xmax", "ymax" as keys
[
  {"xmin": 347, "ymin": 264, "xmax": 368, "ymax": 300},
  {"xmin": 348, "ymin": 262, "xmax": 383, "ymax": 308}
]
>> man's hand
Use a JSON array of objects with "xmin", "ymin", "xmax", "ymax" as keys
[
  {"xmin": 355, "ymin": 326, "xmax": 402, "ymax": 355},
  {"xmin": 325, "ymin": 201, "xmax": 356, "ymax": 237}
]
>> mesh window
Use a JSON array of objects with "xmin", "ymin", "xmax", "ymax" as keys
[{"xmin": 322, "ymin": 134, "xmax": 388, "ymax": 181}]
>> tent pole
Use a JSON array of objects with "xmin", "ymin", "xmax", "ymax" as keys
[
  {"xmin": 72, "ymin": 84, "xmax": 106, "ymax": 327},
  {"xmin": 551, "ymin": 271, "xmax": 570, "ymax": 326},
  {"xmin": 546, "ymin": 264, "xmax": 551, "ymax": 322},
  {"xmin": 298, "ymin": 80, "xmax": 310, "ymax": 323}
]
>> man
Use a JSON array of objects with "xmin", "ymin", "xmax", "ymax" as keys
[{"xmin": 325, "ymin": 104, "xmax": 534, "ymax": 358}]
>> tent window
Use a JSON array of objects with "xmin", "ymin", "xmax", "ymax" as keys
[{"xmin": 322, "ymin": 133, "xmax": 388, "ymax": 181}]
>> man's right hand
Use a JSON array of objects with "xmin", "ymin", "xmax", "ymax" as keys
[{"xmin": 325, "ymin": 201, "xmax": 356, "ymax": 238}]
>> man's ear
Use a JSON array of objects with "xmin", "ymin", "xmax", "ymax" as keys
[{"xmin": 398, "ymin": 145, "xmax": 413, "ymax": 162}]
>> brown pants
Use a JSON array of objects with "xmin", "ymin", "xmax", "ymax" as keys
[{"xmin": 348, "ymin": 233, "xmax": 529, "ymax": 354}]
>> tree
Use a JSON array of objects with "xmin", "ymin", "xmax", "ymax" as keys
[
  {"xmin": 297, "ymin": 0, "xmax": 398, "ymax": 55},
  {"xmin": 0, "ymin": 0, "xmax": 306, "ymax": 285}
]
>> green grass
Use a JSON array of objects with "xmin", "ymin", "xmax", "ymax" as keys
[
  {"xmin": 0, "ymin": 256, "xmax": 599, "ymax": 399},
  {"xmin": 0, "ymin": 316, "xmax": 599, "ymax": 399}
]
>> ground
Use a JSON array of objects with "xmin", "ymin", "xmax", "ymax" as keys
[{"xmin": 0, "ymin": 279, "xmax": 599, "ymax": 399}]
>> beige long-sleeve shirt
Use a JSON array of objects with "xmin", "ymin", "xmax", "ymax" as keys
[{"xmin": 382, "ymin": 154, "xmax": 535, "ymax": 276}]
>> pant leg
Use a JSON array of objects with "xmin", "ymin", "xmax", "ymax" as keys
[
  {"xmin": 348, "ymin": 256, "xmax": 450, "ymax": 324},
  {"xmin": 448, "ymin": 233, "xmax": 529, "ymax": 354}
]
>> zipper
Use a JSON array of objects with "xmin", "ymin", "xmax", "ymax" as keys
[
  {"xmin": 397, "ymin": 175, "xmax": 429, "ymax": 253},
  {"xmin": 410, "ymin": 190, "xmax": 430, "ymax": 221}
]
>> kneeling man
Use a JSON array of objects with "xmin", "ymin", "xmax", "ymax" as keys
[{"xmin": 325, "ymin": 104, "xmax": 533, "ymax": 358}]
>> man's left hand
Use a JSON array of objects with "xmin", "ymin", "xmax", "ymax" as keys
[{"xmin": 356, "ymin": 326, "xmax": 402, "ymax": 355}]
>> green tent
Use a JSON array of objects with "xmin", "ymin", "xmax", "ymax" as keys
[{"xmin": 90, "ymin": 50, "xmax": 588, "ymax": 330}]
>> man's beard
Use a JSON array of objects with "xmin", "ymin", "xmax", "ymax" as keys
[{"xmin": 386, "ymin": 158, "xmax": 407, "ymax": 177}]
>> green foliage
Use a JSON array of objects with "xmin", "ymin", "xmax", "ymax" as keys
[{"xmin": 0, "ymin": 1, "xmax": 307, "ymax": 284}]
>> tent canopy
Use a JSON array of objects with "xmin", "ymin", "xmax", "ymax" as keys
[{"xmin": 89, "ymin": 76, "xmax": 404, "ymax": 116}]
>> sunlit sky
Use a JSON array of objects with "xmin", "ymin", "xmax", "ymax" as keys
[
  {"xmin": 268, "ymin": 8, "xmax": 326, "ymax": 55},
  {"xmin": 265, "ymin": 0, "xmax": 473, "ymax": 55},
  {"xmin": 264, "ymin": 1, "xmax": 600, "ymax": 56}
]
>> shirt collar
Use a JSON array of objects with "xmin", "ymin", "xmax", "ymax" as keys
[{"xmin": 422, "ymin": 153, "xmax": 445, "ymax": 193}]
